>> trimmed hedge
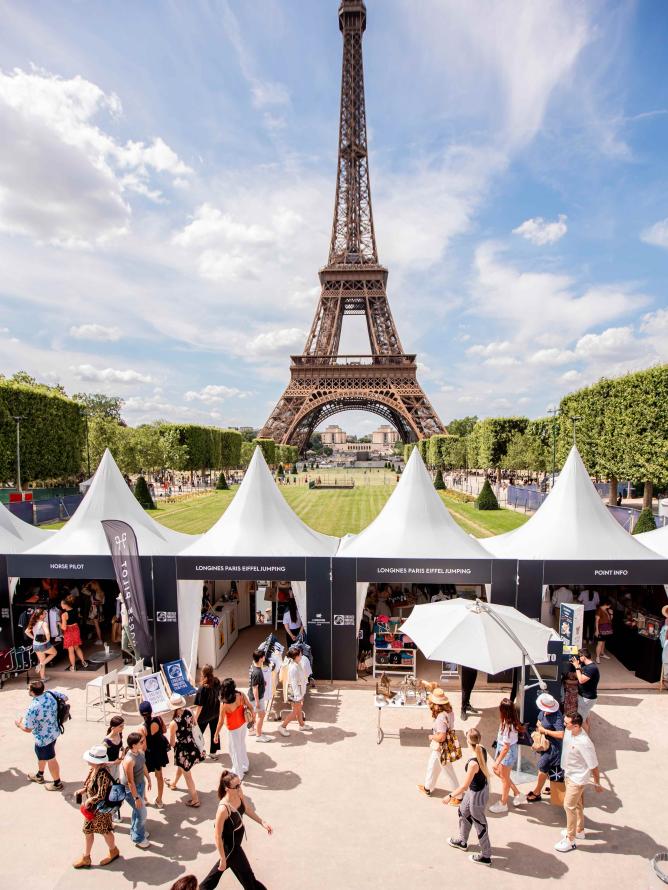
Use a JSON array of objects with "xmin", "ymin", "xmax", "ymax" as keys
[
  {"xmin": 159, "ymin": 425, "xmax": 242, "ymax": 470},
  {"xmin": 434, "ymin": 468, "xmax": 445, "ymax": 490},
  {"xmin": 475, "ymin": 478, "xmax": 500, "ymax": 510},
  {"xmin": 252, "ymin": 437, "xmax": 276, "ymax": 465},
  {"xmin": 216, "ymin": 472, "xmax": 229, "ymax": 490},
  {"xmin": 633, "ymin": 508, "xmax": 657, "ymax": 535},
  {"xmin": 0, "ymin": 381, "xmax": 85, "ymax": 484},
  {"xmin": 134, "ymin": 475, "xmax": 156, "ymax": 510}
]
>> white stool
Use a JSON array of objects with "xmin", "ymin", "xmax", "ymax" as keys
[{"xmin": 85, "ymin": 669, "xmax": 119, "ymax": 721}]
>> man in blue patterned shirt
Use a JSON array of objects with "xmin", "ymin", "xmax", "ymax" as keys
[{"xmin": 15, "ymin": 680, "xmax": 67, "ymax": 790}]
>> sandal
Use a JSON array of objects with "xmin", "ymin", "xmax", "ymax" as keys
[
  {"xmin": 185, "ymin": 799, "xmax": 200, "ymax": 808},
  {"xmin": 526, "ymin": 791, "xmax": 542, "ymax": 802},
  {"xmin": 166, "ymin": 780, "xmax": 177, "ymax": 790}
]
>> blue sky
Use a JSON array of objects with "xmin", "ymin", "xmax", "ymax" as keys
[{"xmin": 0, "ymin": 0, "xmax": 667, "ymax": 435}]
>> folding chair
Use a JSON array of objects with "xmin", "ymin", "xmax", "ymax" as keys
[
  {"xmin": 136, "ymin": 670, "xmax": 172, "ymax": 716},
  {"xmin": 134, "ymin": 668, "xmax": 154, "ymax": 711},
  {"xmin": 85, "ymin": 669, "xmax": 120, "ymax": 722},
  {"xmin": 118, "ymin": 658, "xmax": 145, "ymax": 701},
  {"xmin": 161, "ymin": 658, "xmax": 197, "ymax": 698}
]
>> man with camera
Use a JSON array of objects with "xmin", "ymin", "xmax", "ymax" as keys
[{"xmin": 569, "ymin": 647, "xmax": 599, "ymax": 733}]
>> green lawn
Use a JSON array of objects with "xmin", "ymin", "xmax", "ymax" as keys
[
  {"xmin": 44, "ymin": 468, "xmax": 528, "ymax": 538},
  {"xmin": 45, "ymin": 484, "xmax": 524, "ymax": 538}
]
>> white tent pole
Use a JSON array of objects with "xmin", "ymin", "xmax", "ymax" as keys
[{"xmin": 477, "ymin": 600, "xmax": 547, "ymax": 690}]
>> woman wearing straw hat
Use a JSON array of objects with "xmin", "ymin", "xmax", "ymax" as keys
[
  {"xmin": 417, "ymin": 688, "xmax": 461, "ymax": 803},
  {"xmin": 167, "ymin": 693, "xmax": 204, "ymax": 808},
  {"xmin": 526, "ymin": 692, "xmax": 565, "ymax": 802},
  {"xmin": 73, "ymin": 745, "xmax": 120, "ymax": 869}
]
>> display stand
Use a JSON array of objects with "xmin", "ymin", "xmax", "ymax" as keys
[
  {"xmin": 372, "ymin": 618, "xmax": 416, "ymax": 677},
  {"xmin": 198, "ymin": 621, "xmax": 228, "ymax": 668}
]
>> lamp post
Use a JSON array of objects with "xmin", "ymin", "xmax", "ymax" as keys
[
  {"xmin": 84, "ymin": 410, "xmax": 91, "ymax": 477},
  {"xmin": 12, "ymin": 415, "xmax": 25, "ymax": 494},
  {"xmin": 547, "ymin": 407, "xmax": 559, "ymax": 487},
  {"xmin": 568, "ymin": 415, "xmax": 582, "ymax": 446}
]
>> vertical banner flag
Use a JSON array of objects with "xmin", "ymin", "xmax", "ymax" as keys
[{"xmin": 102, "ymin": 520, "xmax": 153, "ymax": 661}]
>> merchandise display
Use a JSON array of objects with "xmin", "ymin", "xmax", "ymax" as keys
[{"xmin": 372, "ymin": 616, "xmax": 416, "ymax": 677}]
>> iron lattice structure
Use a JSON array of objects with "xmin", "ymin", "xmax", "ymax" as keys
[{"xmin": 260, "ymin": 0, "xmax": 445, "ymax": 452}]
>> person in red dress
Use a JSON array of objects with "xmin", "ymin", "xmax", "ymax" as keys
[{"xmin": 61, "ymin": 595, "xmax": 88, "ymax": 671}]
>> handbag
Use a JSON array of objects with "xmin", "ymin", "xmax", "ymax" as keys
[
  {"xmin": 439, "ymin": 729, "xmax": 463, "ymax": 765},
  {"xmin": 190, "ymin": 721, "xmax": 207, "ymax": 757},
  {"xmin": 531, "ymin": 730, "xmax": 550, "ymax": 752},
  {"xmin": 518, "ymin": 726, "xmax": 532, "ymax": 747},
  {"xmin": 80, "ymin": 803, "xmax": 96, "ymax": 821},
  {"xmin": 34, "ymin": 633, "xmax": 47, "ymax": 643}
]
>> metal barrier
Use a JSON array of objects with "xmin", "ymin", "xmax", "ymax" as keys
[
  {"xmin": 507, "ymin": 485, "xmax": 547, "ymax": 512},
  {"xmin": 33, "ymin": 494, "xmax": 84, "ymax": 526}
]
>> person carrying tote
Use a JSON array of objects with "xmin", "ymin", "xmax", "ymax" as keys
[
  {"xmin": 445, "ymin": 728, "xmax": 493, "ymax": 867},
  {"xmin": 527, "ymin": 692, "xmax": 564, "ymax": 802},
  {"xmin": 199, "ymin": 769, "xmax": 272, "ymax": 890},
  {"xmin": 167, "ymin": 694, "xmax": 203, "ymax": 807},
  {"xmin": 73, "ymin": 745, "xmax": 120, "ymax": 869},
  {"xmin": 416, "ymin": 688, "xmax": 460, "ymax": 803},
  {"xmin": 214, "ymin": 679, "xmax": 253, "ymax": 779}
]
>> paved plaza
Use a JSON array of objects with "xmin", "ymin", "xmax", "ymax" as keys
[{"xmin": 2, "ymin": 675, "xmax": 667, "ymax": 890}]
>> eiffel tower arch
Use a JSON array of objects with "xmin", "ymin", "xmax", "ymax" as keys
[{"xmin": 260, "ymin": 0, "xmax": 445, "ymax": 452}]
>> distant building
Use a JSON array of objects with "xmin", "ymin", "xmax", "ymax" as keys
[
  {"xmin": 372, "ymin": 424, "xmax": 399, "ymax": 449},
  {"xmin": 321, "ymin": 424, "xmax": 347, "ymax": 445}
]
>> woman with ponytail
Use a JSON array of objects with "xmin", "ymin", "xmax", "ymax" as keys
[
  {"xmin": 489, "ymin": 697, "xmax": 526, "ymax": 812},
  {"xmin": 444, "ymin": 728, "xmax": 492, "ymax": 867}
]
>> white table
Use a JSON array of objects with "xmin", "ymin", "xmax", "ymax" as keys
[{"xmin": 375, "ymin": 694, "xmax": 430, "ymax": 744}]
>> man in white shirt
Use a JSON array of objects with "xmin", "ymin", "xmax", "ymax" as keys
[{"xmin": 554, "ymin": 712, "xmax": 603, "ymax": 852}]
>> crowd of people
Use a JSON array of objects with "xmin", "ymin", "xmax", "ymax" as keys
[
  {"xmin": 13, "ymin": 634, "xmax": 317, "ymax": 885},
  {"xmin": 416, "ymin": 685, "xmax": 604, "ymax": 866}
]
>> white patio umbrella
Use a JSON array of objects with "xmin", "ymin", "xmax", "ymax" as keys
[{"xmin": 400, "ymin": 598, "xmax": 557, "ymax": 681}]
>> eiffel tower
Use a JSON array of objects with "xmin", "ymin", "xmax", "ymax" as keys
[{"xmin": 260, "ymin": 0, "xmax": 445, "ymax": 452}]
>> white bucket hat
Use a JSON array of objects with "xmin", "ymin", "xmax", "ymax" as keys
[
  {"xmin": 169, "ymin": 693, "xmax": 187, "ymax": 709},
  {"xmin": 83, "ymin": 744, "xmax": 110, "ymax": 764}
]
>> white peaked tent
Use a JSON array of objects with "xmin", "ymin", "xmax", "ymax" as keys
[
  {"xmin": 337, "ymin": 447, "xmax": 492, "ymax": 629},
  {"xmin": 178, "ymin": 447, "xmax": 339, "ymax": 676},
  {"xmin": 481, "ymin": 446, "xmax": 658, "ymax": 561},
  {"xmin": 636, "ymin": 524, "xmax": 668, "ymax": 558},
  {"xmin": 0, "ymin": 501, "xmax": 53, "ymax": 552},
  {"xmin": 24, "ymin": 449, "xmax": 195, "ymax": 557}
]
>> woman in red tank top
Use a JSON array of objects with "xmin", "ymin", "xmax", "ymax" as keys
[{"xmin": 214, "ymin": 679, "xmax": 254, "ymax": 779}]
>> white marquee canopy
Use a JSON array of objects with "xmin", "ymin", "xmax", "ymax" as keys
[
  {"xmin": 635, "ymin": 523, "xmax": 668, "ymax": 558},
  {"xmin": 0, "ymin": 502, "xmax": 53, "ymax": 553},
  {"xmin": 24, "ymin": 449, "xmax": 195, "ymax": 557},
  {"xmin": 481, "ymin": 446, "xmax": 659, "ymax": 561}
]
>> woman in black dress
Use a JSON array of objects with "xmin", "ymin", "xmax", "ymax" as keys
[
  {"xmin": 167, "ymin": 693, "xmax": 204, "ymax": 808},
  {"xmin": 139, "ymin": 701, "xmax": 170, "ymax": 807},
  {"xmin": 199, "ymin": 770, "xmax": 272, "ymax": 889},
  {"xmin": 194, "ymin": 664, "xmax": 221, "ymax": 756}
]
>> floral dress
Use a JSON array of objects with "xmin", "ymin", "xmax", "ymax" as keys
[
  {"xmin": 173, "ymin": 709, "xmax": 204, "ymax": 772},
  {"xmin": 82, "ymin": 767, "xmax": 113, "ymax": 835}
]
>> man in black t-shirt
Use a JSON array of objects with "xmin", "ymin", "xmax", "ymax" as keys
[{"xmin": 571, "ymin": 647, "xmax": 599, "ymax": 732}]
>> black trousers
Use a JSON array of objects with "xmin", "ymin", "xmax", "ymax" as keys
[
  {"xmin": 460, "ymin": 666, "xmax": 478, "ymax": 709},
  {"xmin": 199, "ymin": 845, "xmax": 267, "ymax": 889},
  {"xmin": 583, "ymin": 610, "xmax": 596, "ymax": 641},
  {"xmin": 198, "ymin": 715, "xmax": 220, "ymax": 754}
]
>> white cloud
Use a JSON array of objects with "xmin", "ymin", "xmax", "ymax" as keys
[
  {"xmin": 246, "ymin": 328, "xmax": 306, "ymax": 356},
  {"xmin": 513, "ymin": 214, "xmax": 568, "ymax": 246},
  {"xmin": 71, "ymin": 364, "xmax": 154, "ymax": 384},
  {"xmin": 640, "ymin": 218, "xmax": 668, "ymax": 249},
  {"xmin": 184, "ymin": 384, "xmax": 248, "ymax": 403},
  {"xmin": 69, "ymin": 323, "xmax": 121, "ymax": 341},
  {"xmin": 0, "ymin": 67, "xmax": 191, "ymax": 245},
  {"xmin": 574, "ymin": 326, "xmax": 636, "ymax": 359},
  {"xmin": 528, "ymin": 347, "xmax": 576, "ymax": 366},
  {"xmin": 560, "ymin": 369, "xmax": 582, "ymax": 384},
  {"xmin": 467, "ymin": 340, "xmax": 513, "ymax": 358}
]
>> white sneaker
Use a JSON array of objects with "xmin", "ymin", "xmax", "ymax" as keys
[
  {"xmin": 554, "ymin": 838, "xmax": 576, "ymax": 853},
  {"xmin": 489, "ymin": 802, "xmax": 508, "ymax": 814},
  {"xmin": 299, "ymin": 724, "xmax": 313, "ymax": 731},
  {"xmin": 602, "ymin": 653, "xmax": 611, "ymax": 660},
  {"xmin": 513, "ymin": 794, "xmax": 527, "ymax": 807},
  {"xmin": 256, "ymin": 734, "xmax": 272, "ymax": 742},
  {"xmin": 144, "ymin": 831, "xmax": 150, "ymax": 839},
  {"xmin": 135, "ymin": 839, "xmax": 151, "ymax": 849},
  {"xmin": 561, "ymin": 828, "xmax": 585, "ymax": 840},
  {"xmin": 278, "ymin": 727, "xmax": 289, "ymax": 737}
]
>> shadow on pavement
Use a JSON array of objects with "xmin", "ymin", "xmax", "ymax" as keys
[{"xmin": 490, "ymin": 842, "xmax": 569, "ymax": 878}]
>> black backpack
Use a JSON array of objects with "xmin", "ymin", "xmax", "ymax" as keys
[{"xmin": 48, "ymin": 691, "xmax": 71, "ymax": 734}]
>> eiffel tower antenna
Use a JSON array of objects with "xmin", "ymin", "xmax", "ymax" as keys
[{"xmin": 260, "ymin": 0, "xmax": 445, "ymax": 451}]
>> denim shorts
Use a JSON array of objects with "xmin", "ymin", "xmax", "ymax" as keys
[
  {"xmin": 35, "ymin": 740, "xmax": 57, "ymax": 761},
  {"xmin": 501, "ymin": 743, "xmax": 518, "ymax": 768},
  {"xmin": 33, "ymin": 642, "xmax": 51, "ymax": 653}
]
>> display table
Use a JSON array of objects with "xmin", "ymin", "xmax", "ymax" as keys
[
  {"xmin": 608, "ymin": 619, "xmax": 638, "ymax": 672},
  {"xmin": 87, "ymin": 648, "xmax": 121, "ymax": 675},
  {"xmin": 198, "ymin": 622, "xmax": 228, "ymax": 668},
  {"xmin": 375, "ymin": 694, "xmax": 430, "ymax": 745},
  {"xmin": 635, "ymin": 634, "xmax": 662, "ymax": 684}
]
